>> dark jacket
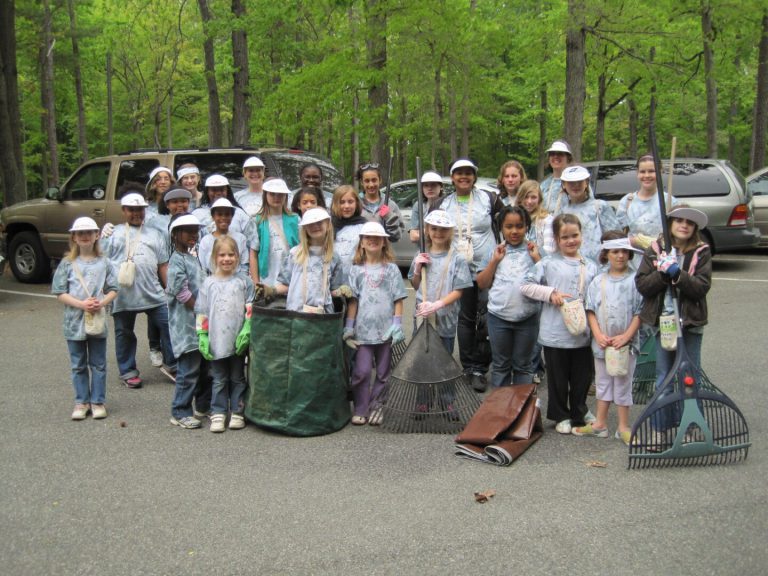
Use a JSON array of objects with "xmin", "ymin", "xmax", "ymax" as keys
[{"xmin": 635, "ymin": 240, "xmax": 711, "ymax": 328}]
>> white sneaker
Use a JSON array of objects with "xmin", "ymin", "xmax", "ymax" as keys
[
  {"xmin": 71, "ymin": 404, "xmax": 90, "ymax": 420},
  {"xmin": 170, "ymin": 416, "xmax": 201, "ymax": 429},
  {"xmin": 91, "ymin": 404, "xmax": 107, "ymax": 419},
  {"xmin": 555, "ymin": 419, "xmax": 572, "ymax": 434},
  {"xmin": 149, "ymin": 350, "xmax": 163, "ymax": 367},
  {"xmin": 210, "ymin": 414, "xmax": 226, "ymax": 433},
  {"xmin": 229, "ymin": 414, "xmax": 246, "ymax": 430},
  {"xmin": 584, "ymin": 410, "xmax": 597, "ymax": 423}
]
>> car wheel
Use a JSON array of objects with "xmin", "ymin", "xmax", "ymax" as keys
[
  {"xmin": 701, "ymin": 229, "xmax": 716, "ymax": 255},
  {"xmin": 8, "ymin": 231, "xmax": 51, "ymax": 283}
]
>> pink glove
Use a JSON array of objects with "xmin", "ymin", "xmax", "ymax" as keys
[
  {"xmin": 413, "ymin": 252, "xmax": 431, "ymax": 274},
  {"xmin": 656, "ymin": 252, "xmax": 677, "ymax": 273},
  {"xmin": 378, "ymin": 204, "xmax": 390, "ymax": 218},
  {"xmin": 416, "ymin": 300, "xmax": 445, "ymax": 318}
]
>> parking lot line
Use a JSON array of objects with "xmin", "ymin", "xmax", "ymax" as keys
[
  {"xmin": 0, "ymin": 289, "xmax": 56, "ymax": 299},
  {"xmin": 712, "ymin": 277, "xmax": 768, "ymax": 283},
  {"xmin": 715, "ymin": 258, "xmax": 768, "ymax": 264}
]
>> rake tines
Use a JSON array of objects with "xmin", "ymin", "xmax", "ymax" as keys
[
  {"xmin": 379, "ymin": 322, "xmax": 481, "ymax": 433},
  {"xmin": 628, "ymin": 365, "xmax": 750, "ymax": 469}
]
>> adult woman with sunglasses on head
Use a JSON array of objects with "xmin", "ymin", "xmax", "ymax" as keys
[
  {"xmin": 431, "ymin": 158, "xmax": 504, "ymax": 393},
  {"xmin": 540, "ymin": 140, "xmax": 573, "ymax": 214},
  {"xmin": 357, "ymin": 163, "xmax": 404, "ymax": 241}
]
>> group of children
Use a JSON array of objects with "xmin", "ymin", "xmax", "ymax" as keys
[{"xmin": 53, "ymin": 155, "xmax": 712, "ymax": 446}]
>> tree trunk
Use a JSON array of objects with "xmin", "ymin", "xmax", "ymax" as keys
[
  {"xmin": 448, "ymin": 79, "xmax": 457, "ymax": 165},
  {"xmin": 41, "ymin": 0, "xmax": 59, "ymax": 187},
  {"xmin": 106, "ymin": 52, "xmax": 113, "ymax": 154},
  {"xmin": 231, "ymin": 0, "xmax": 250, "ymax": 146},
  {"xmin": 0, "ymin": 0, "xmax": 26, "ymax": 205},
  {"xmin": 628, "ymin": 97, "xmax": 638, "ymax": 158},
  {"xmin": 727, "ymin": 55, "xmax": 740, "ymax": 165},
  {"xmin": 596, "ymin": 71, "xmax": 607, "ymax": 160},
  {"xmin": 352, "ymin": 90, "xmax": 360, "ymax": 183},
  {"xmin": 751, "ymin": 10, "xmax": 768, "ymax": 173},
  {"xmin": 564, "ymin": 0, "xmax": 586, "ymax": 162},
  {"xmin": 67, "ymin": 0, "xmax": 88, "ymax": 161},
  {"xmin": 701, "ymin": 2, "xmax": 718, "ymax": 158},
  {"xmin": 365, "ymin": 0, "xmax": 388, "ymax": 165},
  {"xmin": 198, "ymin": 0, "xmax": 222, "ymax": 147},
  {"xmin": 538, "ymin": 86, "xmax": 548, "ymax": 180},
  {"xmin": 460, "ymin": 90, "xmax": 469, "ymax": 157}
]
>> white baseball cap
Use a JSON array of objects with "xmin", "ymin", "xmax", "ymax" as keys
[
  {"xmin": 210, "ymin": 198, "xmax": 235, "ymax": 212},
  {"xmin": 69, "ymin": 217, "xmax": 100, "ymax": 232},
  {"xmin": 668, "ymin": 206, "xmax": 708, "ymax": 229},
  {"xmin": 424, "ymin": 209, "xmax": 455, "ymax": 229},
  {"xmin": 300, "ymin": 207, "xmax": 331, "ymax": 226},
  {"xmin": 121, "ymin": 193, "xmax": 149, "ymax": 207},
  {"xmin": 560, "ymin": 165, "xmax": 591, "ymax": 182},
  {"xmin": 450, "ymin": 159, "xmax": 478, "ymax": 174},
  {"xmin": 546, "ymin": 140, "xmax": 573, "ymax": 155},
  {"xmin": 169, "ymin": 214, "xmax": 203, "ymax": 231},
  {"xmin": 176, "ymin": 166, "xmax": 199, "ymax": 179},
  {"xmin": 600, "ymin": 237, "xmax": 643, "ymax": 253},
  {"xmin": 163, "ymin": 187, "xmax": 192, "ymax": 202},
  {"xmin": 263, "ymin": 178, "xmax": 291, "ymax": 195},
  {"xmin": 421, "ymin": 171, "xmax": 443, "ymax": 184},
  {"xmin": 359, "ymin": 221, "xmax": 389, "ymax": 237},
  {"xmin": 243, "ymin": 156, "xmax": 265, "ymax": 169},
  {"xmin": 204, "ymin": 174, "xmax": 229, "ymax": 188},
  {"xmin": 148, "ymin": 166, "xmax": 173, "ymax": 182}
]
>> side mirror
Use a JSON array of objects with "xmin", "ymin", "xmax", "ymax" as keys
[{"xmin": 45, "ymin": 187, "xmax": 61, "ymax": 201}]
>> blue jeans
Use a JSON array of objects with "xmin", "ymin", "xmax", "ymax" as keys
[
  {"xmin": 210, "ymin": 355, "xmax": 247, "ymax": 415},
  {"xmin": 487, "ymin": 312, "xmax": 538, "ymax": 387},
  {"xmin": 113, "ymin": 306, "xmax": 176, "ymax": 379},
  {"xmin": 66, "ymin": 338, "xmax": 107, "ymax": 404},
  {"xmin": 171, "ymin": 350, "xmax": 210, "ymax": 419}
]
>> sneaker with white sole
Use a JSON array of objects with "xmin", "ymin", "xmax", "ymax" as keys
[
  {"xmin": 193, "ymin": 409, "xmax": 210, "ymax": 420},
  {"xmin": 584, "ymin": 410, "xmax": 597, "ymax": 423},
  {"xmin": 149, "ymin": 349, "xmax": 163, "ymax": 367},
  {"xmin": 71, "ymin": 404, "xmax": 90, "ymax": 420},
  {"xmin": 555, "ymin": 419, "xmax": 572, "ymax": 434},
  {"xmin": 170, "ymin": 416, "xmax": 201, "ymax": 429},
  {"xmin": 210, "ymin": 414, "xmax": 226, "ymax": 433},
  {"xmin": 91, "ymin": 404, "xmax": 107, "ymax": 419},
  {"xmin": 229, "ymin": 414, "xmax": 246, "ymax": 430},
  {"xmin": 572, "ymin": 423, "xmax": 609, "ymax": 438}
]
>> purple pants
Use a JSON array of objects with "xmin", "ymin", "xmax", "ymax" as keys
[{"xmin": 350, "ymin": 342, "xmax": 392, "ymax": 418}]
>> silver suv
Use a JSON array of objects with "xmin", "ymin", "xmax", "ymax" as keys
[
  {"xmin": 0, "ymin": 147, "xmax": 342, "ymax": 282},
  {"xmin": 581, "ymin": 159, "xmax": 760, "ymax": 254}
]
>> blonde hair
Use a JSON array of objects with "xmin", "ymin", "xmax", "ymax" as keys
[
  {"xmin": 352, "ymin": 235, "xmax": 395, "ymax": 265},
  {"xmin": 211, "ymin": 235, "xmax": 239, "ymax": 273},
  {"xmin": 295, "ymin": 220, "xmax": 334, "ymax": 265},
  {"xmin": 65, "ymin": 231, "xmax": 101, "ymax": 261},
  {"xmin": 516, "ymin": 180, "xmax": 549, "ymax": 222},
  {"xmin": 331, "ymin": 185, "xmax": 362, "ymax": 219},
  {"xmin": 424, "ymin": 223, "xmax": 454, "ymax": 250}
]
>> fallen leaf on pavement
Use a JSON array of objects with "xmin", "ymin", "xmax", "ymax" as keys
[
  {"xmin": 474, "ymin": 489, "xmax": 496, "ymax": 503},
  {"xmin": 119, "ymin": 420, "xmax": 127, "ymax": 428},
  {"xmin": 586, "ymin": 460, "xmax": 607, "ymax": 468}
]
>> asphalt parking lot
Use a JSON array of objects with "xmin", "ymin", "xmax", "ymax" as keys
[{"xmin": 0, "ymin": 253, "xmax": 766, "ymax": 576}]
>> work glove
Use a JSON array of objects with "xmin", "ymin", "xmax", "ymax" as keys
[
  {"xmin": 100, "ymin": 222, "xmax": 114, "ymax": 239},
  {"xmin": 657, "ymin": 252, "xmax": 680, "ymax": 279},
  {"xmin": 416, "ymin": 300, "xmax": 445, "ymax": 318},
  {"xmin": 235, "ymin": 304, "xmax": 252, "ymax": 355},
  {"xmin": 632, "ymin": 233, "xmax": 654, "ymax": 250},
  {"xmin": 378, "ymin": 204, "xmax": 390, "ymax": 218},
  {"xmin": 196, "ymin": 314, "xmax": 213, "ymax": 361},
  {"xmin": 413, "ymin": 253, "xmax": 431, "ymax": 275},
  {"xmin": 384, "ymin": 316, "xmax": 405, "ymax": 345},
  {"xmin": 342, "ymin": 319, "xmax": 359, "ymax": 350},
  {"xmin": 255, "ymin": 283, "xmax": 275, "ymax": 304},
  {"xmin": 332, "ymin": 284, "xmax": 353, "ymax": 299}
]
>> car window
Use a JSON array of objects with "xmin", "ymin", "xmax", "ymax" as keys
[
  {"xmin": 262, "ymin": 151, "xmax": 343, "ymax": 193},
  {"xmin": 62, "ymin": 162, "xmax": 111, "ymax": 201},
  {"xmin": 749, "ymin": 171, "xmax": 768, "ymax": 196},
  {"xmin": 593, "ymin": 162, "xmax": 731, "ymax": 201},
  {"xmin": 117, "ymin": 159, "xmax": 159, "ymax": 197},
  {"xmin": 174, "ymin": 153, "xmax": 252, "ymax": 193},
  {"xmin": 389, "ymin": 182, "xmax": 419, "ymax": 209}
]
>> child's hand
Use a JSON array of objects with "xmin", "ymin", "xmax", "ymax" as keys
[
  {"xmin": 594, "ymin": 332, "xmax": 611, "ymax": 349},
  {"xmin": 527, "ymin": 241, "xmax": 541, "ymax": 261},
  {"xmin": 413, "ymin": 253, "xmax": 431, "ymax": 274},
  {"xmin": 611, "ymin": 333, "xmax": 632, "ymax": 349},
  {"xmin": 255, "ymin": 283, "xmax": 275, "ymax": 303},
  {"xmin": 491, "ymin": 243, "xmax": 505, "ymax": 263},
  {"xmin": 83, "ymin": 297, "xmax": 100, "ymax": 312},
  {"xmin": 550, "ymin": 290, "xmax": 572, "ymax": 306},
  {"xmin": 100, "ymin": 223, "xmax": 114, "ymax": 239},
  {"xmin": 416, "ymin": 300, "xmax": 445, "ymax": 317}
]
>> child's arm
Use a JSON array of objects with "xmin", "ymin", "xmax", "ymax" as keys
[
  {"xmin": 587, "ymin": 310, "xmax": 610, "ymax": 349},
  {"xmin": 476, "ymin": 243, "xmax": 505, "ymax": 289},
  {"xmin": 249, "ymin": 248, "xmax": 260, "ymax": 285},
  {"xmin": 409, "ymin": 253, "xmax": 431, "ymax": 291},
  {"xmin": 346, "ymin": 298, "xmax": 358, "ymax": 321},
  {"xmin": 57, "ymin": 293, "xmax": 88, "ymax": 310},
  {"xmin": 610, "ymin": 315, "xmax": 641, "ymax": 349},
  {"xmin": 158, "ymin": 262, "xmax": 168, "ymax": 289},
  {"xmin": 673, "ymin": 246, "xmax": 712, "ymax": 299}
]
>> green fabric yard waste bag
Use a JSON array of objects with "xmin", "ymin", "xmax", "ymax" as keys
[{"xmin": 245, "ymin": 305, "xmax": 350, "ymax": 436}]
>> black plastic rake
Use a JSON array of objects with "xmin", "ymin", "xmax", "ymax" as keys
[{"xmin": 628, "ymin": 117, "xmax": 751, "ymax": 469}]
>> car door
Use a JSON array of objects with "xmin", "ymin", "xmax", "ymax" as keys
[
  {"xmin": 747, "ymin": 169, "xmax": 768, "ymax": 245},
  {"xmin": 41, "ymin": 160, "xmax": 113, "ymax": 257}
]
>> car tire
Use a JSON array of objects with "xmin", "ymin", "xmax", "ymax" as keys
[
  {"xmin": 701, "ymin": 229, "xmax": 716, "ymax": 256},
  {"xmin": 8, "ymin": 231, "xmax": 51, "ymax": 283}
]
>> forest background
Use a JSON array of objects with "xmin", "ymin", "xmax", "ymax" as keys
[{"xmin": 1, "ymin": 0, "xmax": 767, "ymax": 207}]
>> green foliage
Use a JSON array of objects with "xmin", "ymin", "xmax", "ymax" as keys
[{"xmin": 11, "ymin": 0, "xmax": 768, "ymax": 197}]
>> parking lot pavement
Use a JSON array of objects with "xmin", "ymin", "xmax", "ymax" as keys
[{"xmin": 0, "ymin": 256, "xmax": 766, "ymax": 576}]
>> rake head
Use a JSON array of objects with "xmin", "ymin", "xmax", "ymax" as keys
[
  {"xmin": 628, "ymin": 357, "xmax": 750, "ymax": 469},
  {"xmin": 379, "ymin": 322, "xmax": 480, "ymax": 433}
]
